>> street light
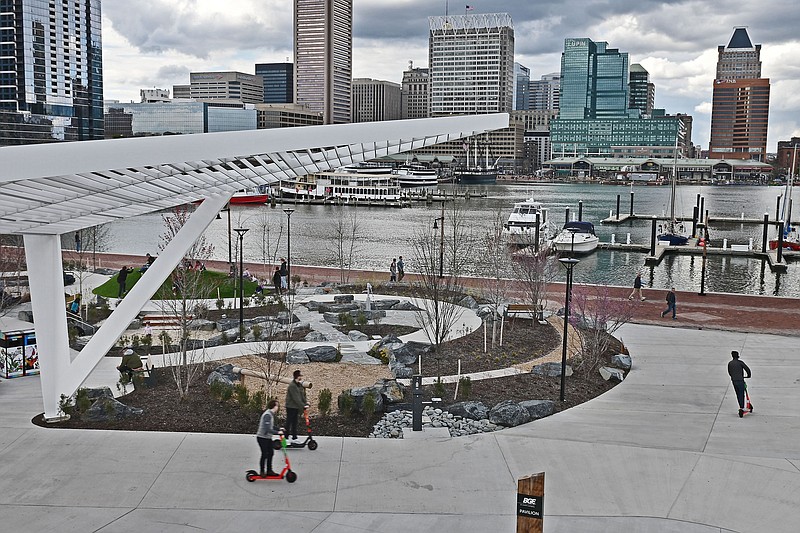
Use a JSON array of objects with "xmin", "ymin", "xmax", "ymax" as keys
[
  {"xmin": 558, "ymin": 257, "xmax": 580, "ymax": 402},
  {"xmin": 216, "ymin": 203, "xmax": 233, "ymax": 270},
  {"xmin": 283, "ymin": 208, "xmax": 295, "ymax": 285},
  {"xmin": 432, "ymin": 201, "xmax": 445, "ymax": 278},
  {"xmin": 233, "ymin": 227, "xmax": 249, "ymax": 341}
]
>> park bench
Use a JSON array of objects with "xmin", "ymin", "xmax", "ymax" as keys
[
  {"xmin": 141, "ymin": 314, "xmax": 193, "ymax": 327},
  {"xmin": 505, "ymin": 303, "xmax": 546, "ymax": 324}
]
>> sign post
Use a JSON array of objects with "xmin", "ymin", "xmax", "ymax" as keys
[{"xmin": 516, "ymin": 472, "xmax": 544, "ymax": 533}]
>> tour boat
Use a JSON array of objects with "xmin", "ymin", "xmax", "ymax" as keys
[
  {"xmin": 550, "ymin": 221, "xmax": 600, "ymax": 255},
  {"xmin": 502, "ymin": 198, "xmax": 550, "ymax": 246},
  {"xmin": 394, "ymin": 164, "xmax": 439, "ymax": 188},
  {"xmin": 769, "ymin": 145, "xmax": 799, "ymax": 251},
  {"xmin": 277, "ymin": 166, "xmax": 403, "ymax": 204}
]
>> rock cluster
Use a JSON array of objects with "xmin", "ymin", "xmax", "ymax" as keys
[
  {"xmin": 368, "ymin": 334, "xmax": 432, "ymax": 378},
  {"xmin": 286, "ymin": 345, "xmax": 341, "ymax": 364},
  {"xmin": 337, "ymin": 379, "xmax": 406, "ymax": 415}
]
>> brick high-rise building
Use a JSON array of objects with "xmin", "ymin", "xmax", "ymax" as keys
[{"xmin": 709, "ymin": 28, "xmax": 770, "ymax": 161}]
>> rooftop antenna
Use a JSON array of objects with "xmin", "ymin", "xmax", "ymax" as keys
[{"xmin": 445, "ymin": 0, "xmax": 448, "ymax": 16}]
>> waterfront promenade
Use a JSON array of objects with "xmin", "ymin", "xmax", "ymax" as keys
[{"xmin": 1, "ymin": 256, "xmax": 799, "ymax": 531}]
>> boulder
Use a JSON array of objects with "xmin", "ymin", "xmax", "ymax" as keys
[
  {"xmin": 390, "ymin": 300, "xmax": 420, "ymax": 311},
  {"xmin": 334, "ymin": 294, "xmax": 355, "ymax": 303},
  {"xmin": 286, "ymin": 349, "xmax": 310, "ymax": 364},
  {"xmin": 126, "ymin": 318, "xmax": 142, "ymax": 330},
  {"xmin": 375, "ymin": 379, "xmax": 405, "ymax": 404},
  {"xmin": 274, "ymin": 312, "xmax": 299, "ymax": 325},
  {"xmin": 391, "ymin": 341, "xmax": 431, "ymax": 366},
  {"xmin": 364, "ymin": 299, "xmax": 400, "ymax": 311},
  {"xmin": 355, "ymin": 309, "xmax": 386, "ymax": 320},
  {"xmin": 207, "ymin": 364, "xmax": 240, "ymax": 387},
  {"xmin": 531, "ymin": 362, "xmax": 573, "ymax": 378},
  {"xmin": 488, "ymin": 400, "xmax": 531, "ymax": 427},
  {"xmin": 187, "ymin": 318, "xmax": 216, "ymax": 331},
  {"xmin": 458, "ymin": 295, "xmax": 479, "ymax": 310},
  {"xmin": 318, "ymin": 302, "xmax": 360, "ymax": 314},
  {"xmin": 305, "ymin": 300, "xmax": 322, "ymax": 311},
  {"xmin": 304, "ymin": 331, "xmax": 328, "ymax": 342},
  {"xmin": 389, "ymin": 360, "xmax": 413, "ymax": 379},
  {"xmin": 17, "ymin": 310, "xmax": 34, "ymax": 322},
  {"xmin": 295, "ymin": 287, "xmax": 324, "ymax": 296},
  {"xmin": 610, "ymin": 354, "xmax": 632, "ymax": 370},
  {"xmin": 348, "ymin": 330, "xmax": 369, "ymax": 341},
  {"xmin": 323, "ymin": 312, "xmax": 341, "ymax": 325},
  {"xmin": 346, "ymin": 385, "xmax": 385, "ymax": 414},
  {"xmin": 518, "ymin": 399, "xmax": 556, "ymax": 420},
  {"xmin": 216, "ymin": 318, "xmax": 239, "ymax": 331},
  {"xmin": 84, "ymin": 387, "xmax": 114, "ymax": 402},
  {"xmin": 84, "ymin": 396, "xmax": 143, "ymax": 422},
  {"xmin": 371, "ymin": 334, "xmax": 403, "ymax": 353},
  {"xmin": 475, "ymin": 305, "xmax": 496, "ymax": 320},
  {"xmin": 447, "ymin": 401, "xmax": 489, "ymax": 421},
  {"xmin": 599, "ymin": 366, "xmax": 625, "ymax": 382},
  {"xmin": 304, "ymin": 345, "xmax": 340, "ymax": 363}
]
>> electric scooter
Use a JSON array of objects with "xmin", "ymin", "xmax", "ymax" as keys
[
  {"xmin": 739, "ymin": 382, "xmax": 754, "ymax": 418},
  {"xmin": 274, "ymin": 407, "xmax": 318, "ymax": 450},
  {"xmin": 246, "ymin": 434, "xmax": 297, "ymax": 483}
]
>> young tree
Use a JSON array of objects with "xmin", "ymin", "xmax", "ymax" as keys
[
  {"xmin": 478, "ymin": 210, "xmax": 514, "ymax": 348},
  {"xmin": 511, "ymin": 245, "xmax": 558, "ymax": 327},
  {"xmin": 326, "ymin": 210, "xmax": 362, "ymax": 283},
  {"xmin": 156, "ymin": 205, "xmax": 219, "ymax": 399},
  {"xmin": 250, "ymin": 212, "xmax": 284, "ymax": 278},
  {"xmin": 241, "ymin": 314, "xmax": 292, "ymax": 401},
  {"xmin": 567, "ymin": 283, "xmax": 636, "ymax": 377}
]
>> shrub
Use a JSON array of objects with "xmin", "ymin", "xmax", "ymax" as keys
[
  {"xmin": 338, "ymin": 312, "xmax": 355, "ymax": 328},
  {"xmin": 130, "ymin": 335, "xmax": 141, "ymax": 349},
  {"xmin": 356, "ymin": 312, "xmax": 368, "ymax": 327},
  {"xmin": 58, "ymin": 393, "xmax": 74, "ymax": 417},
  {"xmin": 220, "ymin": 331, "xmax": 229, "ymax": 345},
  {"xmin": 159, "ymin": 331, "xmax": 172, "ymax": 348},
  {"xmin": 117, "ymin": 335, "xmax": 129, "ymax": 348},
  {"xmin": 215, "ymin": 298, "xmax": 225, "ymax": 310},
  {"xmin": 233, "ymin": 383, "xmax": 250, "ymax": 406},
  {"xmin": 433, "ymin": 379, "xmax": 446, "ymax": 398},
  {"xmin": 74, "ymin": 388, "xmax": 91, "ymax": 414},
  {"xmin": 318, "ymin": 388, "xmax": 332, "ymax": 416},
  {"xmin": 249, "ymin": 390, "xmax": 266, "ymax": 412},
  {"xmin": 242, "ymin": 297, "xmax": 250, "ymax": 308},
  {"xmin": 142, "ymin": 334, "xmax": 153, "ymax": 354},
  {"xmin": 251, "ymin": 324, "xmax": 263, "ymax": 341},
  {"xmin": 209, "ymin": 380, "xmax": 229, "ymax": 401},
  {"xmin": 458, "ymin": 376, "xmax": 472, "ymax": 399},
  {"xmin": 362, "ymin": 392, "xmax": 377, "ymax": 418},
  {"xmin": 338, "ymin": 392, "xmax": 355, "ymax": 418}
]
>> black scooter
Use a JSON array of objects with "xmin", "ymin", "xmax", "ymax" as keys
[{"xmin": 274, "ymin": 407, "xmax": 318, "ymax": 450}]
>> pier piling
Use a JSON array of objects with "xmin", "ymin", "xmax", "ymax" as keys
[
  {"xmin": 534, "ymin": 212, "xmax": 540, "ymax": 253},
  {"xmin": 578, "ymin": 200, "xmax": 583, "ymax": 221},
  {"xmin": 649, "ymin": 216, "xmax": 657, "ymax": 256},
  {"xmin": 629, "ymin": 191, "xmax": 634, "ymax": 217},
  {"xmin": 762, "ymin": 213, "xmax": 769, "ymax": 253},
  {"xmin": 778, "ymin": 221, "xmax": 785, "ymax": 263},
  {"xmin": 565, "ymin": 207, "xmax": 570, "ymax": 226},
  {"xmin": 699, "ymin": 197, "xmax": 705, "ymax": 222},
  {"xmin": 692, "ymin": 206, "xmax": 698, "ymax": 238},
  {"xmin": 615, "ymin": 195, "xmax": 620, "ymax": 221},
  {"xmin": 776, "ymin": 195, "xmax": 782, "ymax": 222}
]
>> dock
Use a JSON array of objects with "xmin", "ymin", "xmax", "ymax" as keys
[{"xmin": 601, "ymin": 213, "xmax": 800, "ymax": 226}]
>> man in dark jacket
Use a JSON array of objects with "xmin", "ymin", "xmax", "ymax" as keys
[
  {"xmin": 728, "ymin": 351, "xmax": 752, "ymax": 418},
  {"xmin": 272, "ymin": 266, "xmax": 282, "ymax": 296},
  {"xmin": 660, "ymin": 287, "xmax": 677, "ymax": 319},
  {"xmin": 285, "ymin": 370, "xmax": 308, "ymax": 440},
  {"xmin": 117, "ymin": 266, "xmax": 133, "ymax": 298}
]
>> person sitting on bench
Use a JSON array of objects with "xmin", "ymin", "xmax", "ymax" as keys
[{"xmin": 116, "ymin": 348, "xmax": 143, "ymax": 382}]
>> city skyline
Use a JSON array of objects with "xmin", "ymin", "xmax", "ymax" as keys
[{"xmin": 100, "ymin": 0, "xmax": 799, "ymax": 153}]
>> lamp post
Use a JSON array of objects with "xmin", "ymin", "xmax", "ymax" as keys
[
  {"xmin": 432, "ymin": 202, "xmax": 445, "ymax": 278},
  {"xmin": 283, "ymin": 208, "xmax": 295, "ymax": 284},
  {"xmin": 233, "ymin": 228, "xmax": 249, "ymax": 341},
  {"xmin": 558, "ymin": 257, "xmax": 580, "ymax": 402}
]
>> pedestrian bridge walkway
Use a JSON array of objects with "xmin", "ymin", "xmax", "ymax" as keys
[{"xmin": 1, "ymin": 324, "xmax": 799, "ymax": 532}]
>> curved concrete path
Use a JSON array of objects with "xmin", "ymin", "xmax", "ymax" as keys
[{"xmin": 1, "ymin": 324, "xmax": 799, "ymax": 532}]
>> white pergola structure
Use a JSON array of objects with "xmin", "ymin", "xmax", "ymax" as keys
[{"xmin": 0, "ymin": 114, "xmax": 509, "ymax": 419}]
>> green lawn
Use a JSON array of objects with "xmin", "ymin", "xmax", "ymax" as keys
[{"xmin": 92, "ymin": 269, "xmax": 260, "ymax": 299}]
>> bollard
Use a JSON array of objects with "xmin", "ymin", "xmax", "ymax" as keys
[
  {"xmin": 723, "ymin": 238, "xmax": 728, "ymax": 249},
  {"xmin": 630, "ymin": 190, "xmax": 634, "ymax": 216},
  {"xmin": 578, "ymin": 200, "xmax": 583, "ymax": 221},
  {"xmin": 565, "ymin": 207, "xmax": 570, "ymax": 226},
  {"xmin": 616, "ymin": 194, "xmax": 620, "ymax": 220},
  {"xmin": 412, "ymin": 375, "xmax": 423, "ymax": 431},
  {"xmin": 650, "ymin": 216, "xmax": 657, "ymax": 256},
  {"xmin": 611, "ymin": 234, "xmax": 616, "ymax": 244},
  {"xmin": 534, "ymin": 212, "xmax": 541, "ymax": 253},
  {"xmin": 749, "ymin": 238, "xmax": 753, "ymax": 250},
  {"xmin": 741, "ymin": 212, "xmax": 745, "ymax": 220},
  {"xmin": 626, "ymin": 233, "xmax": 631, "ymax": 245},
  {"xmin": 609, "ymin": 209, "xmax": 613, "ymax": 218}
]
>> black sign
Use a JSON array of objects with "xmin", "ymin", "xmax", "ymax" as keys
[{"xmin": 517, "ymin": 493, "xmax": 543, "ymax": 518}]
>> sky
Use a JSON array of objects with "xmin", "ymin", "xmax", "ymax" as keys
[{"xmin": 100, "ymin": 0, "xmax": 800, "ymax": 153}]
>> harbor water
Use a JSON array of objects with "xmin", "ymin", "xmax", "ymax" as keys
[{"xmin": 103, "ymin": 183, "xmax": 799, "ymax": 298}]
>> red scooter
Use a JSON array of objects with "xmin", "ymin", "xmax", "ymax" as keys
[{"xmin": 246, "ymin": 434, "xmax": 297, "ymax": 483}]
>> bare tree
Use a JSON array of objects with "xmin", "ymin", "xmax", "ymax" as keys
[
  {"xmin": 477, "ymin": 210, "xmax": 515, "ymax": 348},
  {"xmin": 511, "ymin": 245, "xmax": 558, "ymax": 326},
  {"xmin": 250, "ymin": 212, "xmax": 284, "ymax": 278},
  {"xmin": 444, "ymin": 198, "xmax": 478, "ymax": 277},
  {"xmin": 567, "ymin": 283, "xmax": 635, "ymax": 376},
  {"xmin": 240, "ymin": 314, "xmax": 293, "ymax": 401},
  {"xmin": 326, "ymin": 210, "xmax": 362, "ymax": 283},
  {"xmin": 156, "ymin": 205, "xmax": 220, "ymax": 399}
]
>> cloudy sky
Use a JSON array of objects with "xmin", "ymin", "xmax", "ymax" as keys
[{"xmin": 101, "ymin": 0, "xmax": 800, "ymax": 152}]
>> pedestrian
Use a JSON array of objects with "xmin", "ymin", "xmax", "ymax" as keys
[
  {"xmin": 139, "ymin": 253, "xmax": 155, "ymax": 273},
  {"xmin": 272, "ymin": 266, "xmax": 282, "ymax": 296},
  {"xmin": 256, "ymin": 399, "xmax": 282, "ymax": 477},
  {"xmin": 279, "ymin": 258, "xmax": 288, "ymax": 290},
  {"xmin": 116, "ymin": 347, "xmax": 143, "ymax": 382},
  {"xmin": 284, "ymin": 370, "xmax": 308, "ymax": 441},
  {"xmin": 397, "ymin": 256, "xmax": 405, "ymax": 281},
  {"xmin": 727, "ymin": 351, "xmax": 752, "ymax": 418},
  {"xmin": 117, "ymin": 266, "xmax": 133, "ymax": 298},
  {"xmin": 628, "ymin": 272, "xmax": 645, "ymax": 301},
  {"xmin": 389, "ymin": 258, "xmax": 397, "ymax": 282},
  {"xmin": 74, "ymin": 232, "xmax": 81, "ymax": 252},
  {"xmin": 660, "ymin": 287, "xmax": 677, "ymax": 319},
  {"xmin": 69, "ymin": 294, "xmax": 81, "ymax": 314}
]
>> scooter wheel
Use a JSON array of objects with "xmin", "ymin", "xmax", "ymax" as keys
[
  {"xmin": 272, "ymin": 439, "xmax": 282, "ymax": 450},
  {"xmin": 308, "ymin": 439, "xmax": 318, "ymax": 451},
  {"xmin": 246, "ymin": 470, "xmax": 258, "ymax": 482},
  {"xmin": 286, "ymin": 470, "xmax": 298, "ymax": 483}
]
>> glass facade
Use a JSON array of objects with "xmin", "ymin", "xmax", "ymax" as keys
[
  {"xmin": 513, "ymin": 62, "xmax": 529, "ymax": 111},
  {"xmin": 0, "ymin": 0, "xmax": 103, "ymax": 145},
  {"xmin": 255, "ymin": 63, "xmax": 293, "ymax": 103},
  {"xmin": 551, "ymin": 117, "xmax": 682, "ymax": 157},
  {"xmin": 559, "ymin": 38, "xmax": 630, "ymax": 120},
  {"xmin": 103, "ymin": 102, "xmax": 256, "ymax": 137}
]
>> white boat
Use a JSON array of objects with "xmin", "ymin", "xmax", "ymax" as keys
[
  {"xmin": 277, "ymin": 166, "xmax": 403, "ymax": 203},
  {"xmin": 769, "ymin": 144, "xmax": 799, "ymax": 251},
  {"xmin": 394, "ymin": 164, "xmax": 438, "ymax": 188},
  {"xmin": 550, "ymin": 221, "xmax": 600, "ymax": 255},
  {"xmin": 501, "ymin": 198, "xmax": 549, "ymax": 246}
]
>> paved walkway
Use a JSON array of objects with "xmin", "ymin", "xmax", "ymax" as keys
[{"xmin": 2, "ymin": 324, "xmax": 800, "ymax": 531}]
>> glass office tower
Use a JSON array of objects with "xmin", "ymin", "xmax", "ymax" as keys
[
  {"xmin": 0, "ymin": 0, "xmax": 104, "ymax": 145},
  {"xmin": 255, "ymin": 63, "xmax": 293, "ymax": 104}
]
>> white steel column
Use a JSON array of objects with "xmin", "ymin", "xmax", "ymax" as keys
[
  {"xmin": 68, "ymin": 194, "xmax": 231, "ymax": 396},
  {"xmin": 22, "ymin": 234, "xmax": 71, "ymax": 421}
]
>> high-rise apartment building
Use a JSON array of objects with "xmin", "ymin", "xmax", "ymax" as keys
[
  {"xmin": 188, "ymin": 72, "xmax": 263, "ymax": 104},
  {"xmin": 513, "ymin": 63, "xmax": 530, "ymax": 111},
  {"xmin": 428, "ymin": 13, "xmax": 515, "ymax": 116},
  {"xmin": 529, "ymin": 73, "xmax": 560, "ymax": 111},
  {"xmin": 255, "ymin": 63, "xmax": 293, "ymax": 104},
  {"xmin": 709, "ymin": 28, "xmax": 770, "ymax": 161},
  {"xmin": 0, "ymin": 0, "xmax": 103, "ymax": 145},
  {"xmin": 294, "ymin": 0, "xmax": 352, "ymax": 124},
  {"xmin": 351, "ymin": 78, "xmax": 401, "ymax": 123},
  {"xmin": 401, "ymin": 63, "xmax": 429, "ymax": 119},
  {"xmin": 628, "ymin": 63, "xmax": 655, "ymax": 116}
]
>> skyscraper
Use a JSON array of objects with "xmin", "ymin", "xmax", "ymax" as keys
[
  {"xmin": 255, "ymin": 63, "xmax": 293, "ymax": 104},
  {"xmin": 189, "ymin": 72, "xmax": 263, "ymax": 104},
  {"xmin": 709, "ymin": 28, "xmax": 770, "ymax": 161},
  {"xmin": 428, "ymin": 13, "xmax": 515, "ymax": 116},
  {"xmin": 628, "ymin": 63, "xmax": 655, "ymax": 116},
  {"xmin": 401, "ymin": 63, "xmax": 429, "ymax": 119},
  {"xmin": 351, "ymin": 78, "xmax": 401, "ymax": 123},
  {"xmin": 513, "ymin": 63, "xmax": 530, "ymax": 111},
  {"xmin": 0, "ymin": 0, "xmax": 104, "ymax": 145},
  {"xmin": 530, "ymin": 73, "xmax": 560, "ymax": 111},
  {"xmin": 293, "ymin": 0, "xmax": 352, "ymax": 124}
]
